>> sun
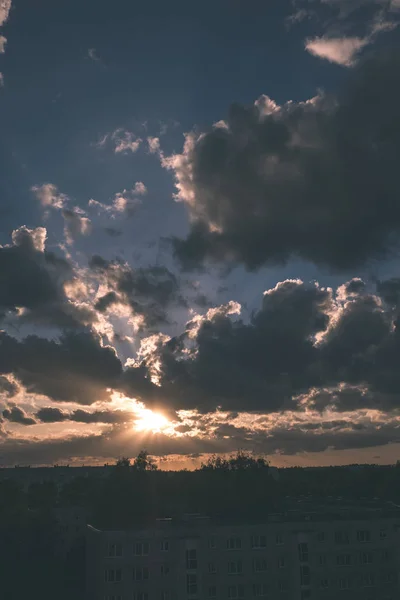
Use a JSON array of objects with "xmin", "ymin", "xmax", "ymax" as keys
[{"xmin": 134, "ymin": 409, "xmax": 169, "ymax": 433}]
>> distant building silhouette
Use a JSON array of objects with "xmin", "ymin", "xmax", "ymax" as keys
[{"xmin": 86, "ymin": 498, "xmax": 400, "ymax": 599}]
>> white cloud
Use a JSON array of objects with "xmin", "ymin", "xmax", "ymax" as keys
[
  {"xmin": 12, "ymin": 226, "xmax": 47, "ymax": 253},
  {"xmin": 0, "ymin": 0, "xmax": 11, "ymax": 27},
  {"xmin": 89, "ymin": 182, "xmax": 146, "ymax": 217},
  {"xmin": 96, "ymin": 129, "xmax": 142, "ymax": 154},
  {"xmin": 62, "ymin": 208, "xmax": 92, "ymax": 246},
  {"xmin": 305, "ymin": 35, "xmax": 369, "ymax": 66},
  {"xmin": 132, "ymin": 181, "xmax": 147, "ymax": 195},
  {"xmin": 299, "ymin": 0, "xmax": 400, "ymax": 66},
  {"xmin": 147, "ymin": 136, "xmax": 161, "ymax": 154},
  {"xmin": 31, "ymin": 183, "xmax": 68, "ymax": 210},
  {"xmin": 0, "ymin": 35, "xmax": 6, "ymax": 53},
  {"xmin": 112, "ymin": 129, "xmax": 142, "ymax": 154},
  {"xmin": 88, "ymin": 48, "xmax": 99, "ymax": 61}
]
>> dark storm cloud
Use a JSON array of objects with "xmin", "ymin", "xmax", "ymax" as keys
[
  {"xmin": 89, "ymin": 256, "xmax": 186, "ymax": 327},
  {"xmin": 36, "ymin": 406, "xmax": 134, "ymax": 424},
  {"xmin": 0, "ymin": 331, "xmax": 122, "ymax": 405},
  {"xmin": 35, "ymin": 407, "xmax": 68, "ymax": 423},
  {"xmin": 302, "ymin": 386, "xmax": 400, "ymax": 413},
  {"xmin": 128, "ymin": 276, "xmax": 400, "ymax": 413},
  {"xmin": 376, "ymin": 277, "xmax": 400, "ymax": 306},
  {"xmin": 0, "ymin": 226, "xmax": 95, "ymax": 328},
  {"xmin": 216, "ymin": 419, "xmax": 400, "ymax": 455},
  {"xmin": 137, "ymin": 280, "xmax": 334, "ymax": 413},
  {"xmin": 168, "ymin": 52, "xmax": 400, "ymax": 271},
  {"xmin": 2, "ymin": 405, "xmax": 36, "ymax": 426}
]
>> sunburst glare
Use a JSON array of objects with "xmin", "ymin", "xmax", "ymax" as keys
[{"xmin": 134, "ymin": 408, "xmax": 170, "ymax": 433}]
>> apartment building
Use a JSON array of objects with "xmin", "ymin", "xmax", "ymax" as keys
[{"xmin": 86, "ymin": 500, "xmax": 400, "ymax": 600}]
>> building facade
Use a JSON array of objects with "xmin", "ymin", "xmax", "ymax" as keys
[{"xmin": 86, "ymin": 503, "xmax": 400, "ymax": 600}]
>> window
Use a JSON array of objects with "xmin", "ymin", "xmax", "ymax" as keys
[
  {"xmin": 132, "ymin": 567, "xmax": 149, "ymax": 581},
  {"xmin": 208, "ymin": 586, "xmax": 217, "ymax": 599},
  {"xmin": 319, "ymin": 554, "xmax": 327, "ymax": 566},
  {"xmin": 186, "ymin": 549, "xmax": 197, "ymax": 570},
  {"xmin": 380, "ymin": 529, "xmax": 387, "ymax": 540},
  {"xmin": 107, "ymin": 543, "xmax": 123, "ymax": 558},
  {"xmin": 278, "ymin": 556, "xmax": 286, "ymax": 568},
  {"xmin": 253, "ymin": 583, "xmax": 268, "ymax": 597},
  {"xmin": 133, "ymin": 594, "xmax": 148, "ymax": 600},
  {"xmin": 253, "ymin": 558, "xmax": 267, "ymax": 572},
  {"xmin": 276, "ymin": 533, "xmax": 284, "ymax": 545},
  {"xmin": 160, "ymin": 540, "xmax": 169, "ymax": 552},
  {"xmin": 187, "ymin": 574, "xmax": 197, "ymax": 595},
  {"xmin": 133, "ymin": 542, "xmax": 149, "ymax": 556},
  {"xmin": 298, "ymin": 543, "xmax": 309, "ymax": 562},
  {"xmin": 382, "ymin": 549, "xmax": 390, "ymax": 561},
  {"xmin": 335, "ymin": 531, "xmax": 349, "ymax": 545},
  {"xmin": 357, "ymin": 530, "xmax": 371, "ymax": 543},
  {"xmin": 227, "ymin": 537, "xmax": 242, "ymax": 550},
  {"xmin": 339, "ymin": 577, "xmax": 352, "ymax": 590},
  {"xmin": 105, "ymin": 569, "xmax": 122, "ymax": 583},
  {"xmin": 362, "ymin": 573, "xmax": 375, "ymax": 587},
  {"xmin": 360, "ymin": 551, "xmax": 372, "ymax": 564},
  {"xmin": 317, "ymin": 532, "xmax": 325, "ymax": 542},
  {"xmin": 228, "ymin": 560, "xmax": 242, "ymax": 575},
  {"xmin": 228, "ymin": 584, "xmax": 245, "ymax": 599},
  {"xmin": 300, "ymin": 565, "xmax": 310, "ymax": 586},
  {"xmin": 336, "ymin": 554, "xmax": 351, "ymax": 567},
  {"xmin": 208, "ymin": 562, "xmax": 217, "ymax": 574},
  {"xmin": 319, "ymin": 579, "xmax": 329, "ymax": 589},
  {"xmin": 251, "ymin": 535, "xmax": 266, "ymax": 549},
  {"xmin": 208, "ymin": 537, "xmax": 216, "ymax": 549},
  {"xmin": 278, "ymin": 580, "xmax": 288, "ymax": 592},
  {"xmin": 382, "ymin": 572, "xmax": 397, "ymax": 584},
  {"xmin": 161, "ymin": 563, "xmax": 170, "ymax": 576}
]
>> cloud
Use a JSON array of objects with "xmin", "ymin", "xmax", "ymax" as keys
[
  {"xmin": 125, "ymin": 275, "xmax": 400, "ymax": 415},
  {"xmin": 0, "ymin": 376, "xmax": 18, "ymax": 398},
  {"xmin": 61, "ymin": 207, "xmax": 92, "ymax": 245},
  {"xmin": 36, "ymin": 406, "xmax": 134, "ymax": 424},
  {"xmin": 167, "ymin": 52, "xmax": 400, "ymax": 271},
  {"xmin": 0, "ymin": 1, "xmax": 11, "ymax": 27},
  {"xmin": 89, "ymin": 257, "xmax": 185, "ymax": 328},
  {"xmin": 0, "ymin": 331, "xmax": 122, "ymax": 405},
  {"xmin": 0, "ymin": 226, "xmax": 93, "ymax": 328},
  {"xmin": 147, "ymin": 136, "xmax": 161, "ymax": 154},
  {"xmin": 296, "ymin": 0, "xmax": 400, "ymax": 65},
  {"xmin": 35, "ymin": 407, "xmax": 68, "ymax": 423},
  {"xmin": 2, "ymin": 405, "xmax": 36, "ymax": 426},
  {"xmin": 0, "ymin": 35, "xmax": 6, "ymax": 53},
  {"xmin": 2, "ymin": 408, "xmax": 400, "ymax": 465},
  {"xmin": 0, "ymin": 423, "xmax": 214, "ymax": 466},
  {"xmin": 31, "ymin": 183, "xmax": 68, "ymax": 210},
  {"xmin": 305, "ymin": 36, "xmax": 369, "ymax": 65},
  {"xmin": 136, "ymin": 279, "xmax": 332, "ymax": 413},
  {"xmin": 98, "ymin": 129, "xmax": 142, "ymax": 154},
  {"xmin": 11, "ymin": 225, "xmax": 47, "ymax": 252},
  {"xmin": 89, "ymin": 182, "xmax": 147, "ymax": 218},
  {"xmin": 88, "ymin": 48, "xmax": 99, "ymax": 61}
]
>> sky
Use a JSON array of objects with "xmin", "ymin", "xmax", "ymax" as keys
[{"xmin": 1, "ymin": 0, "xmax": 400, "ymax": 468}]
